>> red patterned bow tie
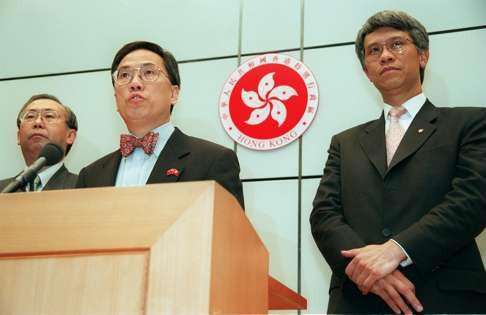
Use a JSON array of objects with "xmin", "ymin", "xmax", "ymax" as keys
[{"xmin": 120, "ymin": 132, "xmax": 159, "ymax": 157}]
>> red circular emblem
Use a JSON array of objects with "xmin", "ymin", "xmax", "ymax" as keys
[{"xmin": 219, "ymin": 54, "xmax": 319, "ymax": 150}]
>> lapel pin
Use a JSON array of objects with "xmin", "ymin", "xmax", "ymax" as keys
[
  {"xmin": 165, "ymin": 168, "xmax": 180, "ymax": 177},
  {"xmin": 417, "ymin": 128, "xmax": 424, "ymax": 134}
]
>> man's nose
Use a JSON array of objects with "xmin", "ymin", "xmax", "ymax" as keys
[
  {"xmin": 33, "ymin": 115, "xmax": 45, "ymax": 127},
  {"xmin": 379, "ymin": 46, "xmax": 395, "ymax": 63},
  {"xmin": 129, "ymin": 74, "xmax": 144, "ymax": 91}
]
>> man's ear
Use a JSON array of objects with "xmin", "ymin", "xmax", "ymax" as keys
[
  {"xmin": 170, "ymin": 85, "xmax": 180, "ymax": 105},
  {"xmin": 419, "ymin": 49, "xmax": 429, "ymax": 69},
  {"xmin": 363, "ymin": 65, "xmax": 373, "ymax": 82},
  {"xmin": 114, "ymin": 90, "xmax": 121, "ymax": 113},
  {"xmin": 66, "ymin": 129, "xmax": 77, "ymax": 145}
]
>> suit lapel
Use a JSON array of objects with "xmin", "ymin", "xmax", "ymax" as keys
[
  {"xmin": 387, "ymin": 101, "xmax": 438, "ymax": 171},
  {"xmin": 102, "ymin": 151, "xmax": 123, "ymax": 186},
  {"xmin": 43, "ymin": 165, "xmax": 67, "ymax": 190},
  {"xmin": 147, "ymin": 128, "xmax": 188, "ymax": 184},
  {"xmin": 359, "ymin": 114, "xmax": 387, "ymax": 178}
]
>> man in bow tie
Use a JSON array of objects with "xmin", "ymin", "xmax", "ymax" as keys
[
  {"xmin": 0, "ymin": 94, "xmax": 78, "ymax": 192},
  {"xmin": 310, "ymin": 10, "xmax": 485, "ymax": 314},
  {"xmin": 76, "ymin": 41, "xmax": 244, "ymax": 209}
]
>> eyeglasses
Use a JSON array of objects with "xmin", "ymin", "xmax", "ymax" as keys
[
  {"xmin": 365, "ymin": 37, "xmax": 414, "ymax": 60},
  {"xmin": 21, "ymin": 109, "xmax": 62, "ymax": 124},
  {"xmin": 112, "ymin": 63, "xmax": 169, "ymax": 85}
]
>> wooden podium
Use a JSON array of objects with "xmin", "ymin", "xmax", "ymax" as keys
[{"xmin": 0, "ymin": 181, "xmax": 305, "ymax": 314}]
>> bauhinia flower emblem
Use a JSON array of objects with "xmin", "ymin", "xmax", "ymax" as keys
[{"xmin": 241, "ymin": 72, "xmax": 298, "ymax": 127}]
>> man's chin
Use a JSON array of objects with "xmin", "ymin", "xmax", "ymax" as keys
[
  {"xmin": 27, "ymin": 140, "xmax": 49, "ymax": 152},
  {"xmin": 375, "ymin": 79, "xmax": 403, "ymax": 92}
]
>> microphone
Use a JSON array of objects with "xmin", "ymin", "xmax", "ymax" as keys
[{"xmin": 1, "ymin": 143, "xmax": 64, "ymax": 193}]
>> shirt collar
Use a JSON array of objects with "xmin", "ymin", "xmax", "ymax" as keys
[
  {"xmin": 383, "ymin": 93, "xmax": 426, "ymax": 120},
  {"xmin": 151, "ymin": 121, "xmax": 175, "ymax": 157}
]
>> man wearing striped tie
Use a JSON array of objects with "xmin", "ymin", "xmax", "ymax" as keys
[
  {"xmin": 310, "ymin": 10, "xmax": 485, "ymax": 314},
  {"xmin": 0, "ymin": 94, "xmax": 78, "ymax": 192}
]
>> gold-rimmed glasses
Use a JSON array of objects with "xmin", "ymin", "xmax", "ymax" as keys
[
  {"xmin": 112, "ymin": 63, "xmax": 169, "ymax": 85},
  {"xmin": 20, "ymin": 109, "xmax": 62, "ymax": 124},
  {"xmin": 365, "ymin": 37, "xmax": 414, "ymax": 60}
]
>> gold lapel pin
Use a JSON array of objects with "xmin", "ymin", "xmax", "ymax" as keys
[{"xmin": 418, "ymin": 128, "xmax": 424, "ymax": 133}]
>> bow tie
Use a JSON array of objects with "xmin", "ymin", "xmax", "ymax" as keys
[{"xmin": 120, "ymin": 132, "xmax": 159, "ymax": 157}]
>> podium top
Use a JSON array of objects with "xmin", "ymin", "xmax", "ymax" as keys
[{"xmin": 0, "ymin": 181, "xmax": 238, "ymax": 256}]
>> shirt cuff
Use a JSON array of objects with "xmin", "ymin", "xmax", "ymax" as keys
[{"xmin": 391, "ymin": 239, "xmax": 413, "ymax": 267}]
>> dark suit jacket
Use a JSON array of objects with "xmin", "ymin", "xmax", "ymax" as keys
[
  {"xmin": 0, "ymin": 164, "xmax": 78, "ymax": 192},
  {"xmin": 76, "ymin": 127, "xmax": 244, "ymax": 209},
  {"xmin": 310, "ymin": 101, "xmax": 486, "ymax": 314}
]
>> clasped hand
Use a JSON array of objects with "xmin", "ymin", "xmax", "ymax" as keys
[{"xmin": 341, "ymin": 240, "xmax": 423, "ymax": 314}]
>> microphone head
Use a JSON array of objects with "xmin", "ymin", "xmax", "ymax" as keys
[{"xmin": 38, "ymin": 143, "xmax": 64, "ymax": 166}]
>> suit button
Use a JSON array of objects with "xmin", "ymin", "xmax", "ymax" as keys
[{"xmin": 382, "ymin": 228, "xmax": 392, "ymax": 237}]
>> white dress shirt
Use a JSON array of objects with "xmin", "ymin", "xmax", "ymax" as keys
[{"xmin": 383, "ymin": 93, "xmax": 426, "ymax": 133}]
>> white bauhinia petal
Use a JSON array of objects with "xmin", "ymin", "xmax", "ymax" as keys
[
  {"xmin": 241, "ymin": 89, "xmax": 265, "ymax": 108},
  {"xmin": 270, "ymin": 99, "xmax": 287, "ymax": 127},
  {"xmin": 268, "ymin": 85, "xmax": 297, "ymax": 101},
  {"xmin": 245, "ymin": 104, "xmax": 270, "ymax": 125},
  {"xmin": 258, "ymin": 72, "xmax": 275, "ymax": 99}
]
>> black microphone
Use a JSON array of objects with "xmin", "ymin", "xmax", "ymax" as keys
[{"xmin": 1, "ymin": 143, "xmax": 64, "ymax": 193}]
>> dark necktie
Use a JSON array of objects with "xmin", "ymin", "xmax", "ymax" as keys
[{"xmin": 29, "ymin": 175, "xmax": 42, "ymax": 192}]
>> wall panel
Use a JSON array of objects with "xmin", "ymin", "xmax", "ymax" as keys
[
  {"xmin": 0, "ymin": 0, "xmax": 240, "ymax": 78},
  {"xmin": 305, "ymin": 0, "xmax": 486, "ymax": 47}
]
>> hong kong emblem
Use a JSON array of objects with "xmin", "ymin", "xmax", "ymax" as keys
[{"xmin": 219, "ymin": 53, "xmax": 319, "ymax": 150}]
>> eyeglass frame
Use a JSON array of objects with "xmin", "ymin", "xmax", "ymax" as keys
[
  {"xmin": 19, "ymin": 108, "xmax": 64, "ymax": 124},
  {"xmin": 112, "ymin": 63, "xmax": 170, "ymax": 86},
  {"xmin": 364, "ymin": 36, "xmax": 415, "ymax": 60}
]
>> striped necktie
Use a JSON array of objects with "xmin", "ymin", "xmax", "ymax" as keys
[
  {"xmin": 29, "ymin": 175, "xmax": 42, "ymax": 192},
  {"xmin": 386, "ymin": 106, "xmax": 407, "ymax": 166}
]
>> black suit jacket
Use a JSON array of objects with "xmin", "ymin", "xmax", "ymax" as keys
[
  {"xmin": 0, "ymin": 164, "xmax": 78, "ymax": 192},
  {"xmin": 76, "ymin": 127, "xmax": 244, "ymax": 208},
  {"xmin": 310, "ymin": 101, "xmax": 486, "ymax": 314}
]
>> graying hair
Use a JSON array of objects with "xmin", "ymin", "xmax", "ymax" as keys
[
  {"xmin": 17, "ymin": 93, "xmax": 78, "ymax": 155},
  {"xmin": 355, "ymin": 10, "xmax": 429, "ymax": 81}
]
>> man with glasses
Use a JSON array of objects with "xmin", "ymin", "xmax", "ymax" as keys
[
  {"xmin": 0, "ymin": 94, "xmax": 78, "ymax": 192},
  {"xmin": 76, "ymin": 41, "xmax": 244, "ymax": 208},
  {"xmin": 310, "ymin": 10, "xmax": 486, "ymax": 314}
]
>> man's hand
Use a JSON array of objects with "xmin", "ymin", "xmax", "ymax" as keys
[
  {"xmin": 341, "ymin": 240, "xmax": 406, "ymax": 293},
  {"xmin": 370, "ymin": 270, "xmax": 423, "ymax": 315}
]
